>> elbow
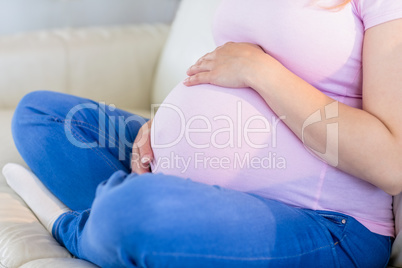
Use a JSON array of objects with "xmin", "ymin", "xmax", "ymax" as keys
[
  {"xmin": 382, "ymin": 173, "xmax": 402, "ymax": 196},
  {"xmin": 385, "ymin": 185, "xmax": 401, "ymax": 196},
  {"xmin": 376, "ymin": 150, "xmax": 402, "ymax": 196},
  {"xmin": 388, "ymin": 143, "xmax": 402, "ymax": 196}
]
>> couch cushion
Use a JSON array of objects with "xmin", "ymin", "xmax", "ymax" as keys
[
  {"xmin": 0, "ymin": 110, "xmax": 25, "ymax": 170},
  {"xmin": 64, "ymin": 25, "xmax": 169, "ymax": 111},
  {"xmin": 20, "ymin": 258, "xmax": 98, "ymax": 268},
  {"xmin": 0, "ymin": 24, "xmax": 170, "ymax": 111},
  {"xmin": 151, "ymin": 0, "xmax": 221, "ymax": 104},
  {"xmin": 0, "ymin": 181, "xmax": 73, "ymax": 267},
  {"xmin": 0, "ymin": 33, "xmax": 67, "ymax": 110}
]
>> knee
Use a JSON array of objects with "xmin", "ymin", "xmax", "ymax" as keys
[
  {"xmin": 12, "ymin": 91, "xmax": 55, "ymax": 144},
  {"xmin": 14, "ymin": 90, "xmax": 57, "ymax": 117},
  {"xmin": 13, "ymin": 90, "xmax": 58, "ymax": 127}
]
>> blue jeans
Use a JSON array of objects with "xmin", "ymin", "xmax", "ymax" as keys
[{"xmin": 12, "ymin": 91, "xmax": 391, "ymax": 268}]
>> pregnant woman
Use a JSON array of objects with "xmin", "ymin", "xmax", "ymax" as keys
[{"xmin": 6, "ymin": 0, "xmax": 402, "ymax": 267}]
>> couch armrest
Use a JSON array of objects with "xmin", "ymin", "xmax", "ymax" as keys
[{"xmin": 0, "ymin": 24, "xmax": 170, "ymax": 111}]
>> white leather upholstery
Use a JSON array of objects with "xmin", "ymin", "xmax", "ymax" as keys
[
  {"xmin": 19, "ymin": 258, "xmax": 98, "ymax": 268},
  {"xmin": 0, "ymin": 111, "xmax": 23, "ymax": 169},
  {"xmin": 0, "ymin": 181, "xmax": 72, "ymax": 268},
  {"xmin": 0, "ymin": 33, "xmax": 67, "ymax": 109},
  {"xmin": 151, "ymin": 0, "xmax": 220, "ymax": 104},
  {"xmin": 64, "ymin": 25, "xmax": 169, "ymax": 110},
  {"xmin": 0, "ymin": 25, "xmax": 169, "ymax": 110}
]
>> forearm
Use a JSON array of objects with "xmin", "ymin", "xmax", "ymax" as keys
[{"xmin": 247, "ymin": 57, "xmax": 402, "ymax": 195}]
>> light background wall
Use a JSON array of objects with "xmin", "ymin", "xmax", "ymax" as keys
[{"xmin": 0, "ymin": 0, "xmax": 181, "ymax": 35}]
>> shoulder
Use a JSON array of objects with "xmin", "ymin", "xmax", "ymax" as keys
[{"xmin": 353, "ymin": 0, "xmax": 402, "ymax": 31}]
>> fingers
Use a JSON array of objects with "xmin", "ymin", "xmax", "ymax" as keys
[
  {"xmin": 138, "ymin": 131, "xmax": 153, "ymax": 164},
  {"xmin": 131, "ymin": 144, "xmax": 150, "ymax": 174},
  {"xmin": 131, "ymin": 120, "xmax": 154, "ymax": 174},
  {"xmin": 186, "ymin": 59, "xmax": 214, "ymax": 76},
  {"xmin": 183, "ymin": 72, "xmax": 212, "ymax": 86},
  {"xmin": 185, "ymin": 53, "xmax": 215, "ymax": 86},
  {"xmin": 199, "ymin": 51, "xmax": 215, "ymax": 61},
  {"xmin": 186, "ymin": 49, "xmax": 216, "ymax": 75}
]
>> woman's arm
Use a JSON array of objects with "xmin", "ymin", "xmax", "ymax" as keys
[{"xmin": 185, "ymin": 19, "xmax": 402, "ymax": 195}]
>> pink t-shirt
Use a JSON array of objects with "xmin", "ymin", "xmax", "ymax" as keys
[{"xmin": 151, "ymin": 0, "xmax": 402, "ymax": 237}]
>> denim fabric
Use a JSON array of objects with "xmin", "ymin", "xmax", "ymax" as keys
[
  {"xmin": 12, "ymin": 91, "xmax": 391, "ymax": 267},
  {"xmin": 12, "ymin": 90, "xmax": 148, "ymax": 211}
]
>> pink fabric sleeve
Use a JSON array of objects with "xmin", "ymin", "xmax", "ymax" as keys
[{"xmin": 357, "ymin": 0, "xmax": 402, "ymax": 30}]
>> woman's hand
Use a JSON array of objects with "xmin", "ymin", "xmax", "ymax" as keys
[
  {"xmin": 131, "ymin": 119, "xmax": 153, "ymax": 174},
  {"xmin": 184, "ymin": 42, "xmax": 272, "ymax": 88}
]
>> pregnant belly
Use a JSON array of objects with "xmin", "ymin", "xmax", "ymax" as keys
[{"xmin": 150, "ymin": 82, "xmax": 327, "ymax": 202}]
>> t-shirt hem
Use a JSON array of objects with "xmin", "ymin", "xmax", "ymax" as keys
[
  {"xmin": 352, "ymin": 215, "xmax": 395, "ymax": 237},
  {"xmin": 364, "ymin": 9, "xmax": 402, "ymax": 31}
]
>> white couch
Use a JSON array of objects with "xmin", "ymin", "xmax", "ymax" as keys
[{"xmin": 0, "ymin": 0, "xmax": 401, "ymax": 267}]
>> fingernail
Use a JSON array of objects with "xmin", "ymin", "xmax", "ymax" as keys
[{"xmin": 141, "ymin": 156, "xmax": 150, "ymax": 164}]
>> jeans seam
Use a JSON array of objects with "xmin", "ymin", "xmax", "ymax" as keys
[
  {"xmin": 60, "ymin": 118, "xmax": 121, "ymax": 146},
  {"xmin": 84, "ymin": 209, "xmax": 91, "ymax": 215},
  {"xmin": 63, "ymin": 118, "xmax": 129, "ymax": 166},
  {"xmin": 330, "ymin": 216, "xmax": 391, "ymax": 268},
  {"xmin": 333, "ymin": 233, "xmax": 348, "ymax": 247},
  {"xmin": 149, "ymin": 216, "xmax": 350, "ymax": 261},
  {"xmin": 375, "ymin": 235, "xmax": 393, "ymax": 255},
  {"xmin": 48, "ymin": 116, "xmax": 122, "ymax": 171},
  {"xmin": 149, "ymin": 241, "xmax": 338, "ymax": 261},
  {"xmin": 53, "ymin": 211, "xmax": 75, "ymax": 241},
  {"xmin": 77, "ymin": 124, "xmax": 129, "ymax": 161},
  {"xmin": 60, "ymin": 118, "xmax": 125, "ymax": 155},
  {"xmin": 50, "ymin": 116, "xmax": 127, "ymax": 158},
  {"xmin": 69, "ymin": 122, "xmax": 126, "ymax": 157},
  {"xmin": 70, "ymin": 128, "xmax": 120, "ymax": 172},
  {"xmin": 76, "ymin": 209, "xmax": 91, "ymax": 255},
  {"xmin": 53, "ymin": 211, "xmax": 86, "ymax": 255}
]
